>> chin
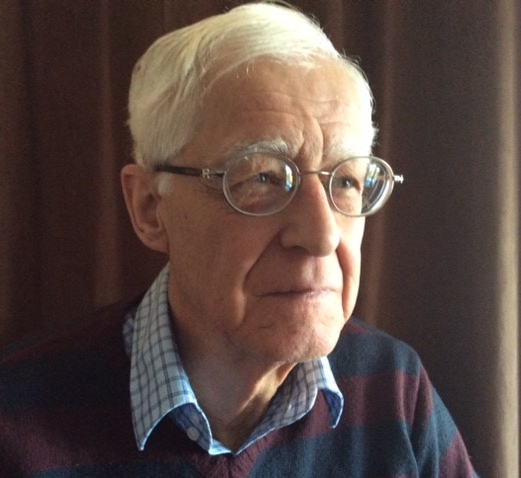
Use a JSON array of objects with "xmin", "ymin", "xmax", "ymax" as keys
[
  {"xmin": 303, "ymin": 333, "xmax": 341, "ymax": 360},
  {"xmin": 266, "ymin": 328, "xmax": 343, "ymax": 364},
  {"xmin": 243, "ymin": 304, "xmax": 347, "ymax": 363}
]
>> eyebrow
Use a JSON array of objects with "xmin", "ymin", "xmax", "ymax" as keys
[
  {"xmin": 221, "ymin": 138, "xmax": 292, "ymax": 161},
  {"xmin": 219, "ymin": 138, "xmax": 368, "ymax": 166},
  {"xmin": 324, "ymin": 141, "xmax": 360, "ymax": 160}
]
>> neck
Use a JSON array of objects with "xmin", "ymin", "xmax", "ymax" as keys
[
  {"xmin": 199, "ymin": 374, "xmax": 283, "ymax": 452},
  {"xmin": 175, "ymin": 327, "xmax": 295, "ymax": 452}
]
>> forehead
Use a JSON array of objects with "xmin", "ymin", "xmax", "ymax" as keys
[
  {"xmin": 186, "ymin": 58, "xmax": 369, "ymax": 162},
  {"xmin": 205, "ymin": 58, "xmax": 360, "ymax": 120}
]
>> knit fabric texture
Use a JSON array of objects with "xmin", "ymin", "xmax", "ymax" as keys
[{"xmin": 0, "ymin": 299, "xmax": 478, "ymax": 477}]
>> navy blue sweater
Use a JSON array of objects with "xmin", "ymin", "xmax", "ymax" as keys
[{"xmin": 0, "ymin": 300, "xmax": 478, "ymax": 477}]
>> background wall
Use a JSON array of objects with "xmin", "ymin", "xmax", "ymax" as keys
[{"xmin": 1, "ymin": 1, "xmax": 519, "ymax": 476}]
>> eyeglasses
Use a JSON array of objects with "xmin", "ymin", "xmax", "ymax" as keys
[{"xmin": 154, "ymin": 153, "xmax": 403, "ymax": 217}]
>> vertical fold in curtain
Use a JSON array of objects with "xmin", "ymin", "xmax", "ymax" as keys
[
  {"xmin": 495, "ymin": 0, "xmax": 519, "ymax": 474},
  {"xmin": 92, "ymin": 0, "xmax": 122, "ymax": 305},
  {"xmin": 92, "ymin": 1, "xmax": 170, "ymax": 307},
  {"xmin": 0, "ymin": 1, "xmax": 41, "ymax": 343}
]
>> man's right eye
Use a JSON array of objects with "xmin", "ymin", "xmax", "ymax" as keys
[
  {"xmin": 251, "ymin": 171, "xmax": 285, "ymax": 185},
  {"xmin": 252, "ymin": 172, "xmax": 271, "ymax": 183}
]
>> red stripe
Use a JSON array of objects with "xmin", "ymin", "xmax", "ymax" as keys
[{"xmin": 337, "ymin": 370, "xmax": 433, "ymax": 427}]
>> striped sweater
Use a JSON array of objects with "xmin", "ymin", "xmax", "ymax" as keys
[{"xmin": 0, "ymin": 299, "xmax": 478, "ymax": 477}]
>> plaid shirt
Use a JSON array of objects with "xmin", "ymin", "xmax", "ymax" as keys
[{"xmin": 124, "ymin": 266, "xmax": 344, "ymax": 455}]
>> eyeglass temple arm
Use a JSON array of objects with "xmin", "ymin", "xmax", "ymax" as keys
[
  {"xmin": 154, "ymin": 164, "xmax": 226, "ymax": 180},
  {"xmin": 154, "ymin": 164, "xmax": 202, "ymax": 176},
  {"xmin": 371, "ymin": 173, "xmax": 404, "ymax": 183}
]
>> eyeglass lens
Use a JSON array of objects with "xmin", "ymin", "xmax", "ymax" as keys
[{"xmin": 224, "ymin": 155, "xmax": 295, "ymax": 215}]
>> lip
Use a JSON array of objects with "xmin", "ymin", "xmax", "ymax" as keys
[{"xmin": 263, "ymin": 287, "xmax": 338, "ymax": 298}]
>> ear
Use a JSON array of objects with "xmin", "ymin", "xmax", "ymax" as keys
[{"xmin": 120, "ymin": 164, "xmax": 169, "ymax": 254}]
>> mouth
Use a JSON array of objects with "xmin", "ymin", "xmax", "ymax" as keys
[{"xmin": 265, "ymin": 287, "xmax": 338, "ymax": 299}]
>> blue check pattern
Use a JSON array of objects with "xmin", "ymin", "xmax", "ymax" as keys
[{"xmin": 123, "ymin": 266, "xmax": 344, "ymax": 455}]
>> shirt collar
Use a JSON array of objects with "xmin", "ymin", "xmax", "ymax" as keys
[
  {"xmin": 124, "ymin": 265, "xmax": 343, "ymax": 452},
  {"xmin": 125, "ymin": 265, "xmax": 190, "ymax": 450}
]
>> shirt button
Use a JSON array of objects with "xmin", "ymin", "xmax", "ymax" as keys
[{"xmin": 186, "ymin": 426, "xmax": 200, "ymax": 442}]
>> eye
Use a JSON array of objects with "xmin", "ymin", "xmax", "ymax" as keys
[
  {"xmin": 229, "ymin": 169, "xmax": 284, "ymax": 190},
  {"xmin": 226, "ymin": 155, "xmax": 294, "ymax": 191},
  {"xmin": 331, "ymin": 174, "xmax": 361, "ymax": 193},
  {"xmin": 222, "ymin": 154, "xmax": 297, "ymax": 214},
  {"xmin": 336, "ymin": 176, "xmax": 354, "ymax": 189},
  {"xmin": 331, "ymin": 159, "xmax": 369, "ymax": 193},
  {"xmin": 252, "ymin": 172, "xmax": 279, "ymax": 184}
]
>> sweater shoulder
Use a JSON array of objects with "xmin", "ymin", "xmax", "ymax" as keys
[
  {"xmin": 0, "ymin": 297, "xmax": 141, "ymax": 413},
  {"xmin": 329, "ymin": 317, "xmax": 422, "ymax": 379}
]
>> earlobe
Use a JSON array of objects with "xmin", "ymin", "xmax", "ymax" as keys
[{"xmin": 120, "ymin": 164, "xmax": 169, "ymax": 254}]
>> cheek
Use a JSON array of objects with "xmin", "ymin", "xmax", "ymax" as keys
[
  {"xmin": 165, "ymin": 202, "xmax": 277, "ymax": 319},
  {"xmin": 338, "ymin": 220, "xmax": 365, "ymax": 318},
  {"xmin": 341, "ymin": 248, "xmax": 361, "ymax": 318}
]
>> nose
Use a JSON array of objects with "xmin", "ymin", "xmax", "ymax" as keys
[{"xmin": 278, "ymin": 174, "xmax": 341, "ymax": 256}]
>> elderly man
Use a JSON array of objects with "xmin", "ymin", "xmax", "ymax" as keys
[{"xmin": 0, "ymin": 3, "xmax": 477, "ymax": 477}]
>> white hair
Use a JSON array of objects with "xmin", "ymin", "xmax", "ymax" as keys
[{"xmin": 128, "ymin": 1, "xmax": 377, "ymax": 192}]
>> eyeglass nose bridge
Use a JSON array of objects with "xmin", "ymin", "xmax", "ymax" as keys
[
  {"xmin": 289, "ymin": 169, "xmax": 336, "ymax": 207},
  {"xmin": 296, "ymin": 170, "xmax": 333, "ymax": 190},
  {"xmin": 296, "ymin": 169, "xmax": 333, "ymax": 187},
  {"xmin": 299, "ymin": 170, "xmax": 333, "ymax": 179}
]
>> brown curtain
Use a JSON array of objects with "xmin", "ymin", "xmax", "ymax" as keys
[{"xmin": 1, "ymin": 1, "xmax": 519, "ymax": 476}]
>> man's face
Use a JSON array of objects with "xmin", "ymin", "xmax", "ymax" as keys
[{"xmin": 158, "ymin": 58, "xmax": 367, "ymax": 365}]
